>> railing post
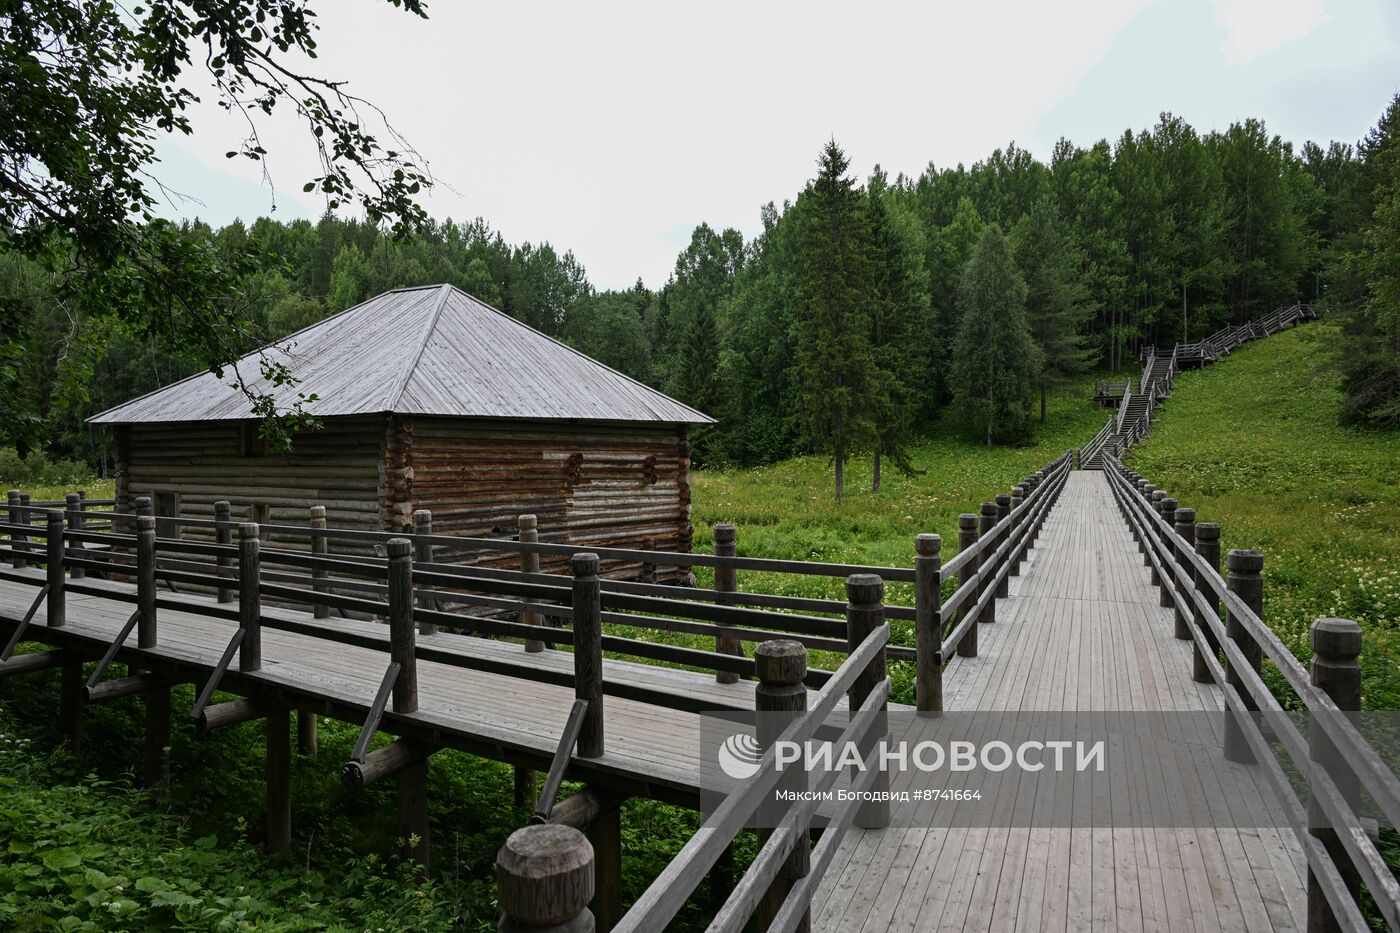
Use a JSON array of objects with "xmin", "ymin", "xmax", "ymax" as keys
[
  {"xmin": 755, "ymin": 639, "xmax": 811, "ymax": 931},
  {"xmin": 1307, "ymin": 617, "xmax": 1362, "ymax": 933},
  {"xmin": 496, "ymin": 824, "xmax": 595, "ymax": 933},
  {"xmin": 1149, "ymin": 492, "xmax": 1168, "ymax": 583},
  {"xmin": 573, "ymin": 553, "xmax": 604, "ymax": 758},
  {"xmin": 17, "ymin": 492, "xmax": 30, "ymax": 567},
  {"xmin": 956, "ymin": 514, "xmax": 979, "ymax": 657},
  {"xmin": 239, "ymin": 523, "xmax": 261, "ymax": 673},
  {"xmin": 308, "ymin": 505, "xmax": 328, "ymax": 619},
  {"xmin": 1192, "ymin": 523, "xmax": 1222, "ymax": 684},
  {"xmin": 1223, "ymin": 549, "xmax": 1263, "ymax": 764},
  {"xmin": 847, "ymin": 573, "xmax": 890, "ymax": 828},
  {"xmin": 1157, "ymin": 499, "xmax": 1178, "ymax": 607},
  {"xmin": 1172, "ymin": 507, "xmax": 1196, "ymax": 639},
  {"xmin": 412, "ymin": 510, "xmax": 436, "ymax": 635},
  {"xmin": 994, "ymin": 494, "xmax": 1011, "ymax": 598},
  {"xmin": 215, "ymin": 501, "xmax": 234, "ymax": 604},
  {"xmin": 915, "ymin": 533, "xmax": 942, "ymax": 714},
  {"xmin": 713, "ymin": 523, "xmax": 740, "ymax": 684},
  {"xmin": 45, "ymin": 509, "xmax": 66, "ymax": 628},
  {"xmin": 8, "ymin": 490, "xmax": 24, "ymax": 568},
  {"xmin": 137, "ymin": 512, "xmax": 157, "ymax": 647},
  {"xmin": 979, "ymin": 502, "xmax": 998, "ymax": 625},
  {"xmin": 517, "ymin": 513, "xmax": 541, "ymax": 807},
  {"xmin": 65, "ymin": 493, "xmax": 84, "ymax": 580},
  {"xmin": 387, "ymin": 537, "xmax": 428, "ymax": 867},
  {"xmin": 520, "ymin": 514, "xmax": 545, "ymax": 653},
  {"xmin": 1009, "ymin": 487, "xmax": 1026, "ymax": 574}
]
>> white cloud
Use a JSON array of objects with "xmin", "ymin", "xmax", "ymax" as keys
[{"xmin": 1214, "ymin": 0, "xmax": 1328, "ymax": 65}]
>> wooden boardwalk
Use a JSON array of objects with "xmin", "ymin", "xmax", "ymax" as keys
[{"xmin": 812, "ymin": 472, "xmax": 1307, "ymax": 932}]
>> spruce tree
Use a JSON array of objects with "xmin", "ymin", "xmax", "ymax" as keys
[
  {"xmin": 951, "ymin": 225, "xmax": 1040, "ymax": 445},
  {"xmin": 789, "ymin": 141, "xmax": 876, "ymax": 499},
  {"xmin": 1012, "ymin": 197, "xmax": 1097, "ymax": 422},
  {"xmin": 867, "ymin": 170, "xmax": 933, "ymax": 491}
]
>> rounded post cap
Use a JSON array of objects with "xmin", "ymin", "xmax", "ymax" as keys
[
  {"xmin": 713, "ymin": 522, "xmax": 737, "ymax": 543},
  {"xmin": 1011, "ymin": 486, "xmax": 1025, "ymax": 497},
  {"xmin": 308, "ymin": 504, "xmax": 326, "ymax": 519},
  {"xmin": 5, "ymin": 489, "xmax": 17, "ymax": 498},
  {"xmin": 387, "ymin": 537, "xmax": 413, "ymax": 559},
  {"xmin": 846, "ymin": 572, "xmax": 884, "ymax": 605},
  {"xmin": 496, "ymin": 824, "xmax": 595, "ymax": 924},
  {"xmin": 412, "ymin": 509, "xmax": 432, "ymax": 526},
  {"xmin": 1161, "ymin": 497, "xmax": 1179, "ymax": 512},
  {"xmin": 915, "ymin": 533, "xmax": 941, "ymax": 557},
  {"xmin": 980, "ymin": 501, "xmax": 998, "ymax": 516},
  {"xmin": 47, "ymin": 508, "xmax": 65, "ymax": 524},
  {"xmin": 571, "ymin": 552, "xmax": 600, "ymax": 576},
  {"xmin": 1311, "ymin": 618, "xmax": 1362, "ymax": 659},
  {"xmin": 755, "ymin": 639, "xmax": 808, "ymax": 685},
  {"xmin": 134, "ymin": 494, "xmax": 152, "ymax": 509},
  {"xmin": 958, "ymin": 513, "xmax": 979, "ymax": 530},
  {"xmin": 65, "ymin": 492, "xmax": 80, "ymax": 504},
  {"xmin": 137, "ymin": 514, "xmax": 156, "ymax": 532},
  {"xmin": 1195, "ymin": 522, "xmax": 1221, "ymax": 540},
  {"xmin": 1143, "ymin": 484, "xmax": 1156, "ymax": 494},
  {"xmin": 995, "ymin": 493, "xmax": 1011, "ymax": 507},
  {"xmin": 518, "ymin": 513, "xmax": 538, "ymax": 530},
  {"xmin": 239, "ymin": 522, "xmax": 259, "ymax": 540},
  {"xmin": 1226, "ymin": 549, "xmax": 1264, "ymax": 573},
  {"xmin": 1151, "ymin": 490, "xmax": 1167, "ymax": 502},
  {"xmin": 1174, "ymin": 507, "xmax": 1196, "ymax": 524}
]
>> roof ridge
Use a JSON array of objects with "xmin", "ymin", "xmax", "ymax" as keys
[{"xmin": 387, "ymin": 284, "xmax": 454, "ymax": 412}]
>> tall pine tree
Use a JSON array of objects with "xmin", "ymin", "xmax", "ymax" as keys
[
  {"xmin": 951, "ymin": 225, "xmax": 1040, "ymax": 445},
  {"xmin": 789, "ymin": 141, "xmax": 876, "ymax": 498}
]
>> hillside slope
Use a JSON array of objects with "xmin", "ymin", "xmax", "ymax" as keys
[{"xmin": 1127, "ymin": 321, "xmax": 1399, "ymax": 707}]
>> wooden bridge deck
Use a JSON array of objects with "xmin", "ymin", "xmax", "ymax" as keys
[
  {"xmin": 0, "ymin": 571, "xmax": 815, "ymax": 807},
  {"xmin": 812, "ymin": 472, "xmax": 1307, "ymax": 932}
]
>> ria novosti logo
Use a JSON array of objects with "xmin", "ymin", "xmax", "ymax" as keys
[{"xmin": 717, "ymin": 733, "xmax": 764, "ymax": 779}]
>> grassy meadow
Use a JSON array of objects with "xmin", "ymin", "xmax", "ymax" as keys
[{"xmin": 1126, "ymin": 321, "xmax": 1400, "ymax": 709}]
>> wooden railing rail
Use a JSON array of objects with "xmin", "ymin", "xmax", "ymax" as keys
[{"xmin": 1103, "ymin": 455, "xmax": 1399, "ymax": 931}]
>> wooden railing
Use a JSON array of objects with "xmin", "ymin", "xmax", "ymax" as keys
[
  {"xmin": 1079, "ymin": 417, "xmax": 1114, "ymax": 467},
  {"xmin": 1103, "ymin": 454, "xmax": 1400, "ymax": 933}
]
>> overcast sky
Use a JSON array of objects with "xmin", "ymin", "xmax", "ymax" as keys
[{"xmin": 153, "ymin": 0, "xmax": 1400, "ymax": 291}]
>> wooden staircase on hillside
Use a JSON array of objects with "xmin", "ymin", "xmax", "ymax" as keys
[{"xmin": 1078, "ymin": 301, "xmax": 1319, "ymax": 470}]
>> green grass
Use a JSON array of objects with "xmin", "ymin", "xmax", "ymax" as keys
[{"xmin": 1126, "ymin": 321, "xmax": 1400, "ymax": 709}]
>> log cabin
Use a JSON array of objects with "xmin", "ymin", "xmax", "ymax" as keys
[{"xmin": 88, "ymin": 284, "xmax": 713, "ymax": 580}]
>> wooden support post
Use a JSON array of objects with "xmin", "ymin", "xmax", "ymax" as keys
[
  {"xmin": 496, "ymin": 824, "xmax": 595, "ymax": 933},
  {"xmin": 1157, "ymin": 499, "xmax": 1178, "ymax": 606},
  {"xmin": 1009, "ymin": 487, "xmax": 1026, "ymax": 574},
  {"xmin": 413, "ymin": 509, "xmax": 436, "ymax": 635},
  {"xmin": 65, "ymin": 494, "xmax": 83, "ymax": 580},
  {"xmin": 572, "ymin": 553, "xmax": 604, "ymax": 758},
  {"xmin": 956, "ymin": 514, "xmax": 979, "ymax": 658},
  {"xmin": 520, "ymin": 514, "xmax": 544, "ymax": 653},
  {"xmin": 755, "ymin": 639, "xmax": 811, "ymax": 933},
  {"xmin": 979, "ymin": 502, "xmax": 998, "ymax": 624},
  {"xmin": 713, "ymin": 523, "xmax": 740, "ymax": 684},
  {"xmin": 1307, "ymin": 617, "xmax": 1363, "ymax": 933},
  {"xmin": 297, "ymin": 710, "xmax": 318, "ymax": 757},
  {"xmin": 1148, "ymin": 492, "xmax": 1167, "ymax": 584},
  {"xmin": 514, "ymin": 766, "xmax": 537, "ymax": 811},
  {"xmin": 847, "ymin": 574, "xmax": 890, "ymax": 830},
  {"xmin": 16, "ymin": 492, "xmax": 30, "ymax": 567},
  {"xmin": 1172, "ymin": 507, "xmax": 1196, "ymax": 638},
  {"xmin": 215, "ymin": 501, "xmax": 234, "ymax": 603},
  {"xmin": 59, "ymin": 655, "xmax": 82, "ymax": 753},
  {"xmin": 46, "ymin": 510, "xmax": 65, "ymax": 628},
  {"xmin": 6, "ymin": 490, "xmax": 20, "ymax": 568},
  {"xmin": 309, "ymin": 505, "xmax": 327, "ymax": 619},
  {"xmin": 265, "ymin": 709, "xmax": 292, "ymax": 853},
  {"xmin": 387, "ymin": 537, "xmax": 429, "ymax": 868},
  {"xmin": 137, "ymin": 513, "xmax": 157, "ymax": 646},
  {"xmin": 994, "ymin": 495, "xmax": 1011, "ymax": 598},
  {"xmin": 914, "ymin": 533, "xmax": 942, "ymax": 714},
  {"xmin": 1223, "ymin": 549, "xmax": 1264, "ymax": 764},
  {"xmin": 1192, "ymin": 523, "xmax": 1223, "ymax": 684},
  {"xmin": 146, "ymin": 683, "xmax": 171, "ymax": 791},
  {"xmin": 239, "ymin": 523, "xmax": 261, "ymax": 672},
  {"xmin": 586, "ymin": 796, "xmax": 623, "ymax": 932}
]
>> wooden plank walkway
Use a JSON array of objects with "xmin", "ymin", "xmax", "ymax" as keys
[
  {"xmin": 0, "ymin": 572, "xmax": 799, "ymax": 806},
  {"xmin": 811, "ymin": 471, "xmax": 1307, "ymax": 932}
]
